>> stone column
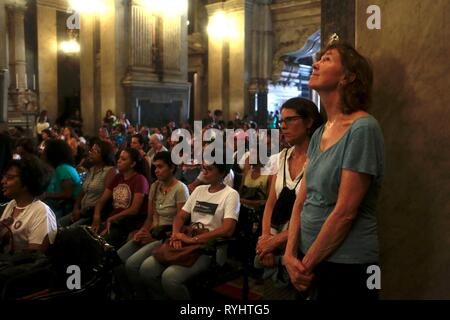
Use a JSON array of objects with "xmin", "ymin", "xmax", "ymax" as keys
[
  {"xmin": 0, "ymin": 0, "xmax": 9, "ymax": 126},
  {"xmin": 6, "ymin": 1, "xmax": 27, "ymax": 113},
  {"xmin": 37, "ymin": 2, "xmax": 58, "ymax": 119},
  {"xmin": 100, "ymin": 0, "xmax": 127, "ymax": 119},
  {"xmin": 80, "ymin": 14, "xmax": 96, "ymax": 135},
  {"xmin": 248, "ymin": 0, "xmax": 271, "ymax": 126},
  {"xmin": 206, "ymin": 0, "xmax": 252, "ymax": 121}
]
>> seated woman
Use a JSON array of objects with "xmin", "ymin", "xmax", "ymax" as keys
[
  {"xmin": 91, "ymin": 148, "xmax": 149, "ymax": 248},
  {"xmin": 59, "ymin": 140, "xmax": 117, "ymax": 227},
  {"xmin": 255, "ymin": 97, "xmax": 322, "ymax": 290},
  {"xmin": 0, "ymin": 155, "xmax": 57, "ymax": 252},
  {"xmin": 239, "ymin": 147, "xmax": 272, "ymax": 210},
  {"xmin": 117, "ymin": 151, "xmax": 189, "ymax": 299},
  {"xmin": 41, "ymin": 139, "xmax": 82, "ymax": 220},
  {"xmin": 139, "ymin": 159, "xmax": 240, "ymax": 300}
]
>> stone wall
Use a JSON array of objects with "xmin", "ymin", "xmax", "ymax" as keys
[{"xmin": 356, "ymin": 0, "xmax": 450, "ymax": 299}]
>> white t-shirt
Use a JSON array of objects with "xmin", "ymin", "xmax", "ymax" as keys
[
  {"xmin": 0, "ymin": 200, "xmax": 57, "ymax": 251},
  {"xmin": 182, "ymin": 185, "xmax": 240, "ymax": 231}
]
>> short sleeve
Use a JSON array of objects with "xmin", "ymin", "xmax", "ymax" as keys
[
  {"xmin": 148, "ymin": 183, "xmax": 157, "ymax": 201},
  {"xmin": 182, "ymin": 187, "xmax": 199, "ymax": 214},
  {"xmin": 56, "ymin": 165, "xmax": 74, "ymax": 181},
  {"xmin": 175, "ymin": 183, "xmax": 189, "ymax": 203},
  {"xmin": 342, "ymin": 122, "xmax": 384, "ymax": 179},
  {"xmin": 107, "ymin": 174, "xmax": 120, "ymax": 191},
  {"xmin": 132, "ymin": 175, "xmax": 149, "ymax": 195},
  {"xmin": 223, "ymin": 190, "xmax": 240, "ymax": 221},
  {"xmin": 28, "ymin": 204, "xmax": 57, "ymax": 245}
]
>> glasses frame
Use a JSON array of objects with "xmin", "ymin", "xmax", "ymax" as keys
[{"xmin": 279, "ymin": 115, "xmax": 303, "ymax": 126}]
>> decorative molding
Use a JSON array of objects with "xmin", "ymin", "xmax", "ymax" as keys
[
  {"xmin": 163, "ymin": 17, "xmax": 181, "ymax": 72},
  {"xmin": 36, "ymin": 0, "xmax": 70, "ymax": 12},
  {"xmin": 129, "ymin": 4, "xmax": 154, "ymax": 67},
  {"xmin": 271, "ymin": 0, "xmax": 320, "ymax": 12},
  {"xmin": 205, "ymin": 0, "xmax": 253, "ymax": 15}
]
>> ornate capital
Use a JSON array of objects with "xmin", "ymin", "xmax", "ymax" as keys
[{"xmin": 5, "ymin": 0, "xmax": 27, "ymax": 12}]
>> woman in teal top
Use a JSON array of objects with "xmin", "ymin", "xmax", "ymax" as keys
[
  {"xmin": 284, "ymin": 41, "xmax": 384, "ymax": 301},
  {"xmin": 41, "ymin": 139, "xmax": 81, "ymax": 219}
]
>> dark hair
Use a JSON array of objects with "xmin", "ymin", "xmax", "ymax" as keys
[
  {"xmin": 280, "ymin": 97, "xmax": 324, "ymax": 137},
  {"xmin": 6, "ymin": 155, "xmax": 53, "ymax": 196},
  {"xmin": 41, "ymin": 128, "xmax": 53, "ymax": 138},
  {"xmin": 16, "ymin": 137, "xmax": 38, "ymax": 155},
  {"xmin": 44, "ymin": 139, "xmax": 75, "ymax": 168},
  {"xmin": 38, "ymin": 110, "xmax": 48, "ymax": 123},
  {"xmin": 318, "ymin": 42, "xmax": 373, "ymax": 114},
  {"xmin": 132, "ymin": 134, "xmax": 145, "ymax": 146},
  {"xmin": 95, "ymin": 140, "xmax": 116, "ymax": 167},
  {"xmin": 153, "ymin": 151, "xmax": 177, "ymax": 174},
  {"xmin": 208, "ymin": 148, "xmax": 231, "ymax": 178},
  {"xmin": 64, "ymin": 126, "xmax": 78, "ymax": 139},
  {"xmin": 122, "ymin": 147, "xmax": 147, "ymax": 177}
]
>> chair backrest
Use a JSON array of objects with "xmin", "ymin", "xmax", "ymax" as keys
[{"xmin": 48, "ymin": 225, "xmax": 119, "ymax": 290}]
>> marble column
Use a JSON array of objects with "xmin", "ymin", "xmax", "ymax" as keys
[
  {"xmin": 37, "ymin": 2, "xmax": 58, "ymax": 119},
  {"xmin": 355, "ymin": 0, "xmax": 450, "ymax": 299}
]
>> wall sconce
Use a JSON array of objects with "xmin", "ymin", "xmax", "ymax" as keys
[
  {"xmin": 207, "ymin": 11, "xmax": 238, "ymax": 40},
  {"xmin": 60, "ymin": 39, "xmax": 80, "ymax": 54},
  {"xmin": 60, "ymin": 29, "xmax": 80, "ymax": 54}
]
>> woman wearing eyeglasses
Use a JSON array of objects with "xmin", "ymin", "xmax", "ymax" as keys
[
  {"xmin": 255, "ymin": 97, "xmax": 323, "ymax": 291},
  {"xmin": 0, "ymin": 155, "xmax": 56, "ymax": 253},
  {"xmin": 283, "ymin": 42, "xmax": 385, "ymax": 301}
]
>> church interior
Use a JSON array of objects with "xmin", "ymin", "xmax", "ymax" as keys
[{"xmin": 0, "ymin": 0, "xmax": 449, "ymax": 300}]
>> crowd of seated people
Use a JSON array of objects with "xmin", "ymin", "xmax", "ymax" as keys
[
  {"xmin": 1, "ymin": 47, "xmax": 383, "ymax": 302},
  {"xmin": 0, "ymin": 108, "xmax": 292, "ymax": 296}
]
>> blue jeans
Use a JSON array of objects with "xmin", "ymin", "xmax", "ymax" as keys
[
  {"xmin": 117, "ymin": 240, "xmax": 162, "ymax": 299},
  {"xmin": 139, "ymin": 254, "xmax": 212, "ymax": 300}
]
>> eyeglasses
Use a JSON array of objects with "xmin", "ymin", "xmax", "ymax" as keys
[{"xmin": 279, "ymin": 116, "xmax": 303, "ymax": 126}]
